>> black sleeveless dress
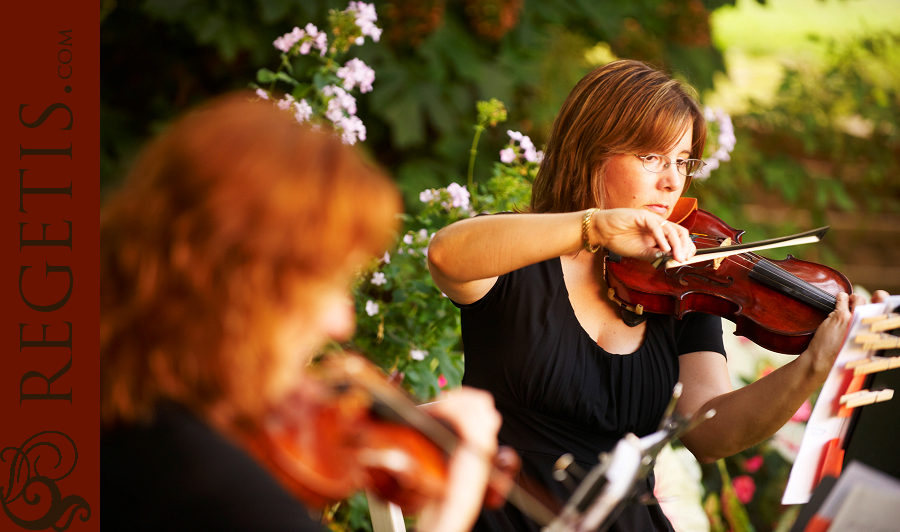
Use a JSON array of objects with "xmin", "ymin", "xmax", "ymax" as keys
[{"xmin": 456, "ymin": 257, "xmax": 725, "ymax": 532}]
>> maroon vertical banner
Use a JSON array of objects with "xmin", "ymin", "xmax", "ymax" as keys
[{"xmin": 0, "ymin": 1, "xmax": 99, "ymax": 531}]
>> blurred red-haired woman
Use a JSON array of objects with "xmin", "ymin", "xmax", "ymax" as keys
[{"xmin": 101, "ymin": 94, "xmax": 501, "ymax": 532}]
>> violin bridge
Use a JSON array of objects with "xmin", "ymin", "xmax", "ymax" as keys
[{"xmin": 712, "ymin": 237, "xmax": 732, "ymax": 271}]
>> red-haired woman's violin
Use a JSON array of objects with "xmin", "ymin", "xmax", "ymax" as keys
[{"xmin": 241, "ymin": 352, "xmax": 559, "ymax": 521}]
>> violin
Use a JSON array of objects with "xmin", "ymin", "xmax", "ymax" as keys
[
  {"xmin": 241, "ymin": 352, "xmax": 559, "ymax": 521},
  {"xmin": 604, "ymin": 199, "xmax": 852, "ymax": 354},
  {"xmin": 241, "ymin": 352, "xmax": 713, "ymax": 531}
]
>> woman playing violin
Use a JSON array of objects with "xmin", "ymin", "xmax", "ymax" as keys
[
  {"xmin": 100, "ymin": 94, "xmax": 502, "ymax": 532},
  {"xmin": 427, "ymin": 59, "xmax": 889, "ymax": 532}
]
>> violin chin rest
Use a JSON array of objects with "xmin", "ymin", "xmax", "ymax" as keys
[{"xmin": 621, "ymin": 308, "xmax": 648, "ymax": 327}]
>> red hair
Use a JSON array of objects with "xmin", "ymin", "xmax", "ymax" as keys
[{"xmin": 101, "ymin": 93, "xmax": 401, "ymax": 426}]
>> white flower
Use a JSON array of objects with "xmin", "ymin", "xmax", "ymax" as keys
[
  {"xmin": 293, "ymin": 98, "xmax": 313, "ymax": 123},
  {"xmin": 507, "ymin": 130, "xmax": 523, "ymax": 141},
  {"xmin": 371, "ymin": 272, "xmax": 386, "ymax": 286},
  {"xmin": 276, "ymin": 94, "xmax": 296, "ymax": 111},
  {"xmin": 696, "ymin": 106, "xmax": 736, "ymax": 180},
  {"xmin": 273, "ymin": 26, "xmax": 304, "ymax": 53},
  {"xmin": 410, "ymin": 349, "xmax": 428, "ymax": 361},
  {"xmin": 445, "ymin": 182, "xmax": 470, "ymax": 210},
  {"xmin": 336, "ymin": 115, "xmax": 367, "ymax": 145},
  {"xmin": 382, "ymin": 251, "xmax": 390, "ymax": 264},
  {"xmin": 255, "ymin": 88, "xmax": 269, "ymax": 100},
  {"xmin": 337, "ymin": 58, "xmax": 375, "ymax": 93},
  {"xmin": 349, "ymin": 2, "xmax": 382, "ymax": 43},
  {"xmin": 499, "ymin": 147, "xmax": 516, "ymax": 163},
  {"xmin": 365, "ymin": 300, "xmax": 379, "ymax": 316},
  {"xmin": 419, "ymin": 189, "xmax": 435, "ymax": 203},
  {"xmin": 322, "ymin": 85, "xmax": 358, "ymax": 119},
  {"xmin": 403, "ymin": 234, "xmax": 414, "ymax": 245}
]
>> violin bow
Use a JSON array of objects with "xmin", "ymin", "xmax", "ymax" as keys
[{"xmin": 653, "ymin": 226, "xmax": 830, "ymax": 270}]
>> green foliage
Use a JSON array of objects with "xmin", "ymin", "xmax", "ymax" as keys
[
  {"xmin": 349, "ymin": 113, "xmax": 538, "ymax": 401},
  {"xmin": 101, "ymin": 0, "xmax": 733, "ymax": 199},
  {"xmin": 693, "ymin": 31, "xmax": 900, "ymax": 253}
]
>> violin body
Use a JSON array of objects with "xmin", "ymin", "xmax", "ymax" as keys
[
  {"xmin": 605, "ymin": 209, "xmax": 852, "ymax": 355},
  {"xmin": 243, "ymin": 353, "xmax": 524, "ymax": 515}
]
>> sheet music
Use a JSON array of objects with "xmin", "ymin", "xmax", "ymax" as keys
[
  {"xmin": 815, "ymin": 461, "xmax": 900, "ymax": 531},
  {"xmin": 781, "ymin": 295, "xmax": 900, "ymax": 505}
]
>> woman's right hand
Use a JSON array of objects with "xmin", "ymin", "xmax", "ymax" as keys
[
  {"xmin": 416, "ymin": 387, "xmax": 502, "ymax": 532},
  {"xmin": 590, "ymin": 208, "xmax": 696, "ymax": 264}
]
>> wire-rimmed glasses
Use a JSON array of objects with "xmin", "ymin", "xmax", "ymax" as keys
[{"xmin": 634, "ymin": 154, "xmax": 706, "ymax": 177}]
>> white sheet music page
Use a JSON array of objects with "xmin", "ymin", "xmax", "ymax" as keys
[{"xmin": 781, "ymin": 295, "xmax": 900, "ymax": 505}]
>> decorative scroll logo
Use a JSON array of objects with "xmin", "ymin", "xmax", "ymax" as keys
[{"xmin": 1, "ymin": 431, "xmax": 91, "ymax": 530}]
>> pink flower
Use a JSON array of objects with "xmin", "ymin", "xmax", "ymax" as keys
[
  {"xmin": 336, "ymin": 58, "xmax": 375, "ymax": 93},
  {"xmin": 791, "ymin": 400, "xmax": 812, "ymax": 422},
  {"xmin": 744, "ymin": 454, "xmax": 764, "ymax": 473},
  {"xmin": 732, "ymin": 475, "xmax": 756, "ymax": 504},
  {"xmin": 438, "ymin": 375, "xmax": 448, "ymax": 388}
]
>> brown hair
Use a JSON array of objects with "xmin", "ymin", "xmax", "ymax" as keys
[
  {"xmin": 531, "ymin": 60, "xmax": 707, "ymax": 213},
  {"xmin": 100, "ymin": 93, "xmax": 401, "ymax": 427}
]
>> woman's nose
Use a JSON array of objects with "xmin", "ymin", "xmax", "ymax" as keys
[{"xmin": 659, "ymin": 164, "xmax": 683, "ymax": 191}]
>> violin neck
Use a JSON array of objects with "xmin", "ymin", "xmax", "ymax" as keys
[{"xmin": 748, "ymin": 259, "xmax": 836, "ymax": 313}]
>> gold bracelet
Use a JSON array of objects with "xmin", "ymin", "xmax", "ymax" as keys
[{"xmin": 581, "ymin": 208, "xmax": 601, "ymax": 253}]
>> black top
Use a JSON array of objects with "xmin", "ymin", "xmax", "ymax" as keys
[
  {"xmin": 456, "ymin": 257, "xmax": 725, "ymax": 532},
  {"xmin": 101, "ymin": 402, "xmax": 323, "ymax": 532}
]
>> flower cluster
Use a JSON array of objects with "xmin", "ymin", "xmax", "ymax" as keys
[
  {"xmin": 419, "ymin": 182, "xmax": 471, "ymax": 213},
  {"xmin": 695, "ymin": 106, "xmax": 736, "ymax": 180},
  {"xmin": 349, "ymin": 1, "xmax": 382, "ymax": 43},
  {"xmin": 255, "ymin": 2, "xmax": 381, "ymax": 145},
  {"xmin": 499, "ymin": 130, "xmax": 543, "ymax": 164},
  {"xmin": 273, "ymin": 23, "xmax": 328, "ymax": 55}
]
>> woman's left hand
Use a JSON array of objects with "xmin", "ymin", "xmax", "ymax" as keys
[{"xmin": 804, "ymin": 290, "xmax": 891, "ymax": 377}]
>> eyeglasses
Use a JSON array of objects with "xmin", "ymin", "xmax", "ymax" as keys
[{"xmin": 634, "ymin": 154, "xmax": 706, "ymax": 177}]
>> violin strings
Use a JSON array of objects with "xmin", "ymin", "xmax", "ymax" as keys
[{"xmin": 681, "ymin": 235, "xmax": 838, "ymax": 311}]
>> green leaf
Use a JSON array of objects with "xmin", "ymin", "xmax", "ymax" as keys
[{"xmin": 257, "ymin": 68, "xmax": 278, "ymax": 83}]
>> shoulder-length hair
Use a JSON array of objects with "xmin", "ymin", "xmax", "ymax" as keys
[
  {"xmin": 531, "ymin": 60, "xmax": 707, "ymax": 213},
  {"xmin": 100, "ymin": 93, "xmax": 401, "ymax": 427}
]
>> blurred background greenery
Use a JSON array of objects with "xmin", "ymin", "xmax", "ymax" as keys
[
  {"xmin": 100, "ymin": 1, "xmax": 900, "ymax": 530},
  {"xmin": 101, "ymin": 0, "xmax": 900, "ymax": 294}
]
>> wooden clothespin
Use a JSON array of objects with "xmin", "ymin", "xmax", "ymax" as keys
[
  {"xmin": 853, "ymin": 332, "xmax": 900, "ymax": 351},
  {"xmin": 839, "ymin": 388, "xmax": 894, "ymax": 409},
  {"xmin": 860, "ymin": 313, "xmax": 900, "ymax": 333}
]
